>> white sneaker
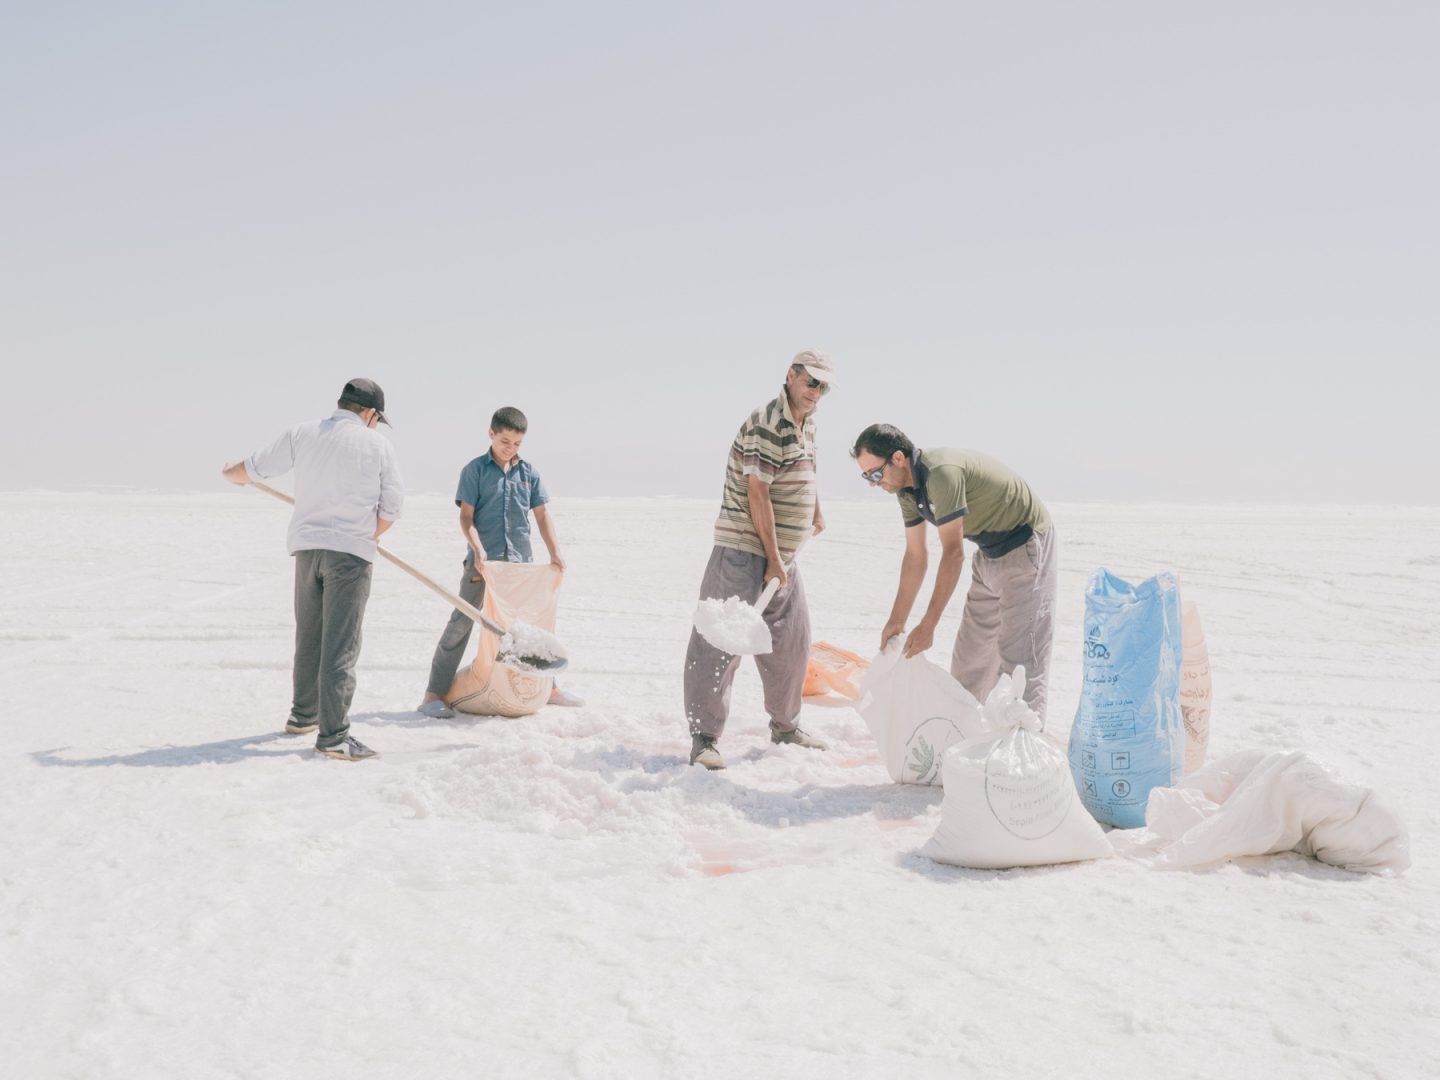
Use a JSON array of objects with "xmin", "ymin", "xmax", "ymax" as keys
[
  {"xmin": 548, "ymin": 688, "xmax": 585, "ymax": 708},
  {"xmin": 418, "ymin": 699, "xmax": 455, "ymax": 719}
]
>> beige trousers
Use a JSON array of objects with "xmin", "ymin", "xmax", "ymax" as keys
[{"xmin": 950, "ymin": 526, "xmax": 1058, "ymax": 723}]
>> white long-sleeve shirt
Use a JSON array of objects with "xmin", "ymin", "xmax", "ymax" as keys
[{"xmin": 245, "ymin": 410, "xmax": 404, "ymax": 562}]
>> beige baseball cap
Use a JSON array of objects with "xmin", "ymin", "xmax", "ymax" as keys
[{"xmin": 792, "ymin": 349, "xmax": 835, "ymax": 385}]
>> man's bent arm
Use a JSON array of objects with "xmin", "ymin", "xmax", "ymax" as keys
[
  {"xmin": 919, "ymin": 518, "xmax": 966, "ymax": 630},
  {"xmin": 533, "ymin": 504, "xmax": 565, "ymax": 570},
  {"xmin": 459, "ymin": 503, "xmax": 485, "ymax": 565},
  {"xmin": 221, "ymin": 461, "xmax": 249, "ymax": 485},
  {"xmin": 746, "ymin": 474, "xmax": 784, "ymax": 582},
  {"xmin": 902, "ymin": 518, "xmax": 965, "ymax": 657},
  {"xmin": 882, "ymin": 524, "xmax": 929, "ymax": 644}
]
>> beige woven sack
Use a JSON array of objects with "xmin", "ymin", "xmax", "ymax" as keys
[{"xmin": 447, "ymin": 562, "xmax": 562, "ymax": 717}]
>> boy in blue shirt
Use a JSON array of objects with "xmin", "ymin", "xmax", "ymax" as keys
[{"xmin": 417, "ymin": 406, "xmax": 581, "ymax": 715}]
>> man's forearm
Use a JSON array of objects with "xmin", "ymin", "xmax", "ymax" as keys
[
  {"xmin": 920, "ymin": 546, "xmax": 966, "ymax": 628},
  {"xmin": 375, "ymin": 517, "xmax": 395, "ymax": 540},
  {"xmin": 887, "ymin": 550, "xmax": 927, "ymax": 626},
  {"xmin": 459, "ymin": 512, "xmax": 485, "ymax": 561},
  {"xmin": 747, "ymin": 480, "xmax": 782, "ymax": 563},
  {"xmin": 537, "ymin": 515, "xmax": 561, "ymax": 558}
]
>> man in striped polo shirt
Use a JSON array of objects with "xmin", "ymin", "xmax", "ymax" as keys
[{"xmin": 684, "ymin": 351, "xmax": 834, "ymax": 770}]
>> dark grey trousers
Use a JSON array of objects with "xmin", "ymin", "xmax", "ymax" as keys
[
  {"xmin": 683, "ymin": 545, "xmax": 811, "ymax": 740},
  {"xmin": 425, "ymin": 554, "xmax": 487, "ymax": 697},
  {"xmin": 291, "ymin": 549, "xmax": 374, "ymax": 748}
]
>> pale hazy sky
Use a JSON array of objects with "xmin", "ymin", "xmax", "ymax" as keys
[{"xmin": 3, "ymin": 2, "xmax": 1436, "ymax": 503}]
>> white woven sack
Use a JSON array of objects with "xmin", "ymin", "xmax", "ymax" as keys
[
  {"xmin": 923, "ymin": 668, "xmax": 1112, "ymax": 869},
  {"xmin": 856, "ymin": 643, "xmax": 989, "ymax": 785}
]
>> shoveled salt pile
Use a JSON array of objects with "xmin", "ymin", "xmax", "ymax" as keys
[
  {"xmin": 693, "ymin": 595, "xmax": 772, "ymax": 655},
  {"xmin": 498, "ymin": 619, "xmax": 568, "ymax": 670}
]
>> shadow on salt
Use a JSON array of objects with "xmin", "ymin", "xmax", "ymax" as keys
[{"xmin": 32, "ymin": 732, "xmax": 300, "ymax": 768}]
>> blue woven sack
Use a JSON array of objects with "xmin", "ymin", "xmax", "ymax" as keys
[{"xmin": 1068, "ymin": 569, "xmax": 1184, "ymax": 827}]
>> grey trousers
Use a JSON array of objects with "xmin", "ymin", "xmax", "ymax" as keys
[
  {"xmin": 291, "ymin": 549, "xmax": 374, "ymax": 748},
  {"xmin": 425, "ymin": 554, "xmax": 487, "ymax": 697},
  {"xmin": 683, "ymin": 545, "xmax": 811, "ymax": 740},
  {"xmin": 950, "ymin": 526, "xmax": 1058, "ymax": 724}
]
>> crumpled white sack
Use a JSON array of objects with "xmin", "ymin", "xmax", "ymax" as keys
[
  {"xmin": 855, "ymin": 642, "xmax": 991, "ymax": 785},
  {"xmin": 921, "ymin": 668, "xmax": 1113, "ymax": 869},
  {"xmin": 1108, "ymin": 749, "xmax": 1410, "ymax": 874}
]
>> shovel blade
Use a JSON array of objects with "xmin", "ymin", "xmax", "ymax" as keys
[
  {"xmin": 496, "ymin": 649, "xmax": 569, "ymax": 675},
  {"xmin": 495, "ymin": 619, "xmax": 569, "ymax": 674},
  {"xmin": 692, "ymin": 597, "xmax": 774, "ymax": 656}
]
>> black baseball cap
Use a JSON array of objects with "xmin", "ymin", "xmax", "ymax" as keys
[{"xmin": 339, "ymin": 378, "xmax": 391, "ymax": 426}]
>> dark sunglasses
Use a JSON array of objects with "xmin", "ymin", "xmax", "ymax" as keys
[
  {"xmin": 798, "ymin": 372, "xmax": 832, "ymax": 395},
  {"xmin": 860, "ymin": 461, "xmax": 888, "ymax": 484}
]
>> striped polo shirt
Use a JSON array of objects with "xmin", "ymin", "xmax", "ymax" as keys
[{"xmin": 713, "ymin": 389, "xmax": 817, "ymax": 560}]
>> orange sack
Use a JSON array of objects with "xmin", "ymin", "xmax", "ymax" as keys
[
  {"xmin": 802, "ymin": 642, "xmax": 870, "ymax": 700},
  {"xmin": 446, "ymin": 562, "xmax": 562, "ymax": 717}
]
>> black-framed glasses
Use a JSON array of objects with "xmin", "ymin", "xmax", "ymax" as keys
[{"xmin": 860, "ymin": 461, "xmax": 888, "ymax": 484}]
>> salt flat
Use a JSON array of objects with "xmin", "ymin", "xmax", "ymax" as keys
[{"xmin": 1, "ymin": 493, "xmax": 1436, "ymax": 1079}]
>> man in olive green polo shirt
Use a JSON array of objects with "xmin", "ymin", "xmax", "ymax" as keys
[{"xmin": 852, "ymin": 423, "xmax": 1058, "ymax": 722}]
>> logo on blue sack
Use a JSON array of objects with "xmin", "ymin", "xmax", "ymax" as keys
[{"xmin": 1084, "ymin": 626, "xmax": 1110, "ymax": 660}]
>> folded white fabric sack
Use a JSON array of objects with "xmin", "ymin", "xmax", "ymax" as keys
[{"xmin": 1109, "ymin": 749, "xmax": 1410, "ymax": 874}]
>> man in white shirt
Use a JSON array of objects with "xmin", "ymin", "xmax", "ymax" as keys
[{"xmin": 223, "ymin": 378, "xmax": 405, "ymax": 761}]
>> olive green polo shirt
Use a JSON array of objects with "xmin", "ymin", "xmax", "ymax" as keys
[{"xmin": 897, "ymin": 447, "xmax": 1050, "ymax": 558}]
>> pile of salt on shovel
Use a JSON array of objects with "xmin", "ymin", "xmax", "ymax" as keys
[
  {"xmin": 693, "ymin": 595, "xmax": 774, "ymax": 655},
  {"xmin": 498, "ymin": 620, "xmax": 569, "ymax": 673},
  {"xmin": 692, "ymin": 535, "xmax": 812, "ymax": 656}
]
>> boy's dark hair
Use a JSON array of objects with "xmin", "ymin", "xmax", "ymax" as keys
[
  {"xmin": 490, "ymin": 406, "xmax": 528, "ymax": 434},
  {"xmin": 851, "ymin": 423, "xmax": 914, "ymax": 461}
]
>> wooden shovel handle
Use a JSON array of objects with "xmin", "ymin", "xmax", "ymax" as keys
[
  {"xmin": 247, "ymin": 480, "xmax": 508, "ymax": 638},
  {"xmin": 754, "ymin": 529, "xmax": 815, "ymax": 611}
]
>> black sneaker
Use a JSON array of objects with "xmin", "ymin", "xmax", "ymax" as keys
[
  {"xmin": 771, "ymin": 727, "xmax": 827, "ymax": 751},
  {"xmin": 690, "ymin": 735, "xmax": 726, "ymax": 770},
  {"xmin": 315, "ymin": 736, "xmax": 379, "ymax": 761}
]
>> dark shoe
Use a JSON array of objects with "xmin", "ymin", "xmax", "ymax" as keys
[
  {"xmin": 285, "ymin": 716, "xmax": 318, "ymax": 735},
  {"xmin": 690, "ymin": 735, "xmax": 726, "ymax": 770},
  {"xmin": 771, "ymin": 727, "xmax": 827, "ymax": 751},
  {"xmin": 315, "ymin": 736, "xmax": 379, "ymax": 761},
  {"xmin": 417, "ymin": 699, "xmax": 455, "ymax": 719}
]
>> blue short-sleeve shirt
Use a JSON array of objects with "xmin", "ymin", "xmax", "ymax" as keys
[{"xmin": 456, "ymin": 451, "xmax": 550, "ymax": 562}]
